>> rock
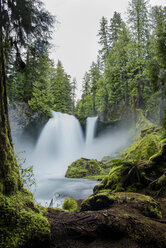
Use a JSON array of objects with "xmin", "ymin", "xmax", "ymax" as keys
[
  {"xmin": 81, "ymin": 192, "xmax": 162, "ymax": 219},
  {"xmin": 46, "ymin": 194, "xmax": 166, "ymax": 248},
  {"xmin": 121, "ymin": 125, "xmax": 162, "ymax": 161},
  {"xmin": 65, "ymin": 158, "xmax": 108, "ymax": 180},
  {"xmin": 9, "ymin": 102, "xmax": 48, "ymax": 145}
]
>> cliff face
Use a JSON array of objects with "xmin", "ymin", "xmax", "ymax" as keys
[{"xmin": 8, "ymin": 102, "xmax": 48, "ymax": 147}]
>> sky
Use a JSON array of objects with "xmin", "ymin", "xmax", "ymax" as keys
[{"xmin": 42, "ymin": 0, "xmax": 166, "ymax": 99}]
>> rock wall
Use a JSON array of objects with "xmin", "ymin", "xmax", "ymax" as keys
[{"xmin": 8, "ymin": 102, "xmax": 48, "ymax": 146}]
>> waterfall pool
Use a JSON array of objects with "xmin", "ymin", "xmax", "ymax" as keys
[
  {"xmin": 34, "ymin": 177, "xmax": 99, "ymax": 208},
  {"xmin": 14, "ymin": 111, "xmax": 131, "ymax": 207},
  {"xmin": 30, "ymin": 111, "xmax": 99, "ymax": 207}
]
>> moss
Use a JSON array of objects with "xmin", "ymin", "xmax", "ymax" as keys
[
  {"xmin": 94, "ymin": 160, "xmax": 135, "ymax": 193},
  {"xmin": 149, "ymin": 173, "xmax": 166, "ymax": 196},
  {"xmin": 81, "ymin": 192, "xmax": 162, "ymax": 219},
  {"xmin": 149, "ymin": 139, "xmax": 166, "ymax": 163},
  {"xmin": 65, "ymin": 158, "xmax": 106, "ymax": 179},
  {"xmin": 121, "ymin": 127, "xmax": 162, "ymax": 162},
  {"xmin": 0, "ymin": 132, "xmax": 22, "ymax": 194},
  {"xmin": 0, "ymin": 189, "xmax": 50, "ymax": 248},
  {"xmin": 101, "ymin": 156, "xmax": 112, "ymax": 162},
  {"xmin": 81, "ymin": 192, "xmax": 117, "ymax": 211},
  {"xmin": 135, "ymin": 109, "xmax": 154, "ymax": 134},
  {"xmin": 62, "ymin": 197, "xmax": 78, "ymax": 212},
  {"xmin": 86, "ymin": 175, "xmax": 106, "ymax": 181}
]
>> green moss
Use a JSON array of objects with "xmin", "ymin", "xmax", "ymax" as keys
[
  {"xmin": 121, "ymin": 127, "xmax": 162, "ymax": 162},
  {"xmin": 135, "ymin": 109, "xmax": 154, "ymax": 134},
  {"xmin": 62, "ymin": 197, "xmax": 78, "ymax": 212},
  {"xmin": 149, "ymin": 138, "xmax": 166, "ymax": 163},
  {"xmin": 94, "ymin": 160, "xmax": 134, "ymax": 193},
  {"xmin": 86, "ymin": 175, "xmax": 106, "ymax": 181},
  {"xmin": 101, "ymin": 156, "xmax": 112, "ymax": 162},
  {"xmin": 0, "ymin": 132, "xmax": 22, "ymax": 194},
  {"xmin": 0, "ymin": 189, "xmax": 50, "ymax": 248},
  {"xmin": 81, "ymin": 192, "xmax": 162, "ymax": 219},
  {"xmin": 65, "ymin": 158, "xmax": 106, "ymax": 179}
]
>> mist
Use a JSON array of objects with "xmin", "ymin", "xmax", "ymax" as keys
[{"xmin": 13, "ymin": 112, "xmax": 134, "ymax": 207}]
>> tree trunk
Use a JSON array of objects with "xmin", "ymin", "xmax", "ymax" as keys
[
  {"xmin": 0, "ymin": 0, "xmax": 21, "ymax": 194},
  {"xmin": 159, "ymin": 70, "xmax": 165, "ymax": 125}
]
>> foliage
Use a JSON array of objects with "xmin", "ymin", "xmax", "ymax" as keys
[
  {"xmin": 0, "ymin": 189, "xmax": 50, "ymax": 248},
  {"xmin": 16, "ymin": 151, "xmax": 36, "ymax": 190},
  {"xmin": 51, "ymin": 60, "xmax": 73, "ymax": 113},
  {"xmin": 27, "ymin": 53, "xmax": 54, "ymax": 116},
  {"xmin": 121, "ymin": 126, "xmax": 161, "ymax": 161},
  {"xmin": 94, "ymin": 126, "xmax": 166, "ymax": 197},
  {"xmin": 76, "ymin": 1, "xmax": 166, "ymax": 126}
]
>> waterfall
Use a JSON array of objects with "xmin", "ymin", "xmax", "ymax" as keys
[
  {"xmin": 29, "ymin": 111, "xmax": 131, "ymax": 206},
  {"xmin": 85, "ymin": 116, "xmax": 98, "ymax": 145},
  {"xmin": 33, "ymin": 112, "xmax": 101, "ymax": 179},
  {"xmin": 35, "ymin": 111, "xmax": 84, "ymax": 166}
]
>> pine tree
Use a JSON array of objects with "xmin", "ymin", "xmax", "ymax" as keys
[
  {"xmin": 52, "ymin": 61, "xmax": 73, "ymax": 113},
  {"xmin": 76, "ymin": 72, "xmax": 93, "ymax": 118},
  {"xmin": 71, "ymin": 77, "xmax": 77, "ymax": 113},
  {"xmin": 89, "ymin": 61, "xmax": 101, "ymax": 114},
  {"xmin": 108, "ymin": 11, "xmax": 123, "ymax": 48},
  {"xmin": 0, "ymin": 0, "xmax": 54, "ymax": 194},
  {"xmin": 28, "ymin": 54, "xmax": 55, "ymax": 116},
  {"xmin": 149, "ymin": 6, "xmax": 166, "ymax": 123},
  {"xmin": 98, "ymin": 17, "xmax": 109, "ymax": 63},
  {"xmin": 127, "ymin": 0, "xmax": 150, "ymax": 109}
]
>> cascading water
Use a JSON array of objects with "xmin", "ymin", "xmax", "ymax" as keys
[
  {"xmin": 29, "ymin": 111, "xmax": 130, "ymax": 207},
  {"xmin": 32, "ymin": 111, "xmax": 99, "ymax": 206},
  {"xmin": 35, "ymin": 111, "xmax": 84, "ymax": 162},
  {"xmin": 85, "ymin": 116, "xmax": 98, "ymax": 146}
]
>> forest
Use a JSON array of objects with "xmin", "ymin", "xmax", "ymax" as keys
[{"xmin": 0, "ymin": 0, "xmax": 166, "ymax": 248}]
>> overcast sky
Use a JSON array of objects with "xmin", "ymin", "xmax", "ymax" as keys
[{"xmin": 42, "ymin": 0, "xmax": 166, "ymax": 99}]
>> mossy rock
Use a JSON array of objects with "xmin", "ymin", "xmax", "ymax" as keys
[
  {"xmin": 62, "ymin": 197, "xmax": 78, "ymax": 212},
  {"xmin": 94, "ymin": 159, "xmax": 149, "ymax": 194},
  {"xmin": 65, "ymin": 158, "xmax": 106, "ymax": 179},
  {"xmin": 135, "ymin": 109, "xmax": 154, "ymax": 134},
  {"xmin": 0, "ymin": 188, "xmax": 50, "ymax": 248},
  {"xmin": 81, "ymin": 192, "xmax": 162, "ymax": 219},
  {"xmin": 94, "ymin": 146, "xmax": 166, "ymax": 197},
  {"xmin": 121, "ymin": 126, "xmax": 162, "ymax": 161}
]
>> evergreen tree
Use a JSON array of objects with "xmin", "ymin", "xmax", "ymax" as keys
[
  {"xmin": 89, "ymin": 61, "xmax": 101, "ymax": 114},
  {"xmin": 76, "ymin": 72, "xmax": 93, "ymax": 118},
  {"xmin": 127, "ymin": 0, "xmax": 150, "ymax": 109},
  {"xmin": 149, "ymin": 6, "xmax": 166, "ymax": 123},
  {"xmin": 28, "ymin": 54, "xmax": 55, "ymax": 116},
  {"xmin": 7, "ymin": 48, "xmax": 36, "ymax": 102},
  {"xmin": 95, "ymin": 76, "xmax": 108, "ymax": 117},
  {"xmin": 71, "ymin": 77, "xmax": 77, "ymax": 113},
  {"xmin": 98, "ymin": 17, "xmax": 109, "ymax": 63},
  {"xmin": 0, "ymin": 0, "xmax": 54, "ymax": 194},
  {"xmin": 108, "ymin": 11, "xmax": 123, "ymax": 48},
  {"xmin": 52, "ymin": 61, "xmax": 73, "ymax": 113}
]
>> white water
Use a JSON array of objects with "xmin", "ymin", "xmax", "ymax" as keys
[
  {"xmin": 21, "ymin": 111, "xmax": 132, "ymax": 207},
  {"xmin": 35, "ymin": 112, "xmax": 84, "ymax": 172},
  {"xmin": 85, "ymin": 116, "xmax": 98, "ymax": 146},
  {"xmin": 31, "ymin": 112, "xmax": 99, "ymax": 206}
]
